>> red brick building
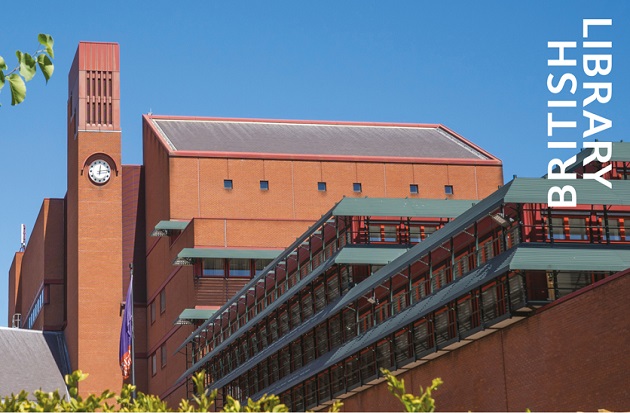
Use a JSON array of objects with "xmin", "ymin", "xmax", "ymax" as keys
[
  {"xmin": 10, "ymin": 41, "xmax": 628, "ymax": 411},
  {"xmin": 7, "ymin": 41, "xmax": 504, "ymax": 402}
]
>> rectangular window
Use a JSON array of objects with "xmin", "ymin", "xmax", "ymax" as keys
[
  {"xmin": 203, "ymin": 258, "xmax": 225, "ymax": 276},
  {"xmin": 606, "ymin": 218, "xmax": 623, "ymax": 241},
  {"xmin": 150, "ymin": 301, "xmax": 156, "ymax": 324},
  {"xmin": 569, "ymin": 217, "xmax": 588, "ymax": 240},
  {"xmin": 548, "ymin": 217, "xmax": 566, "ymax": 240},
  {"xmin": 224, "ymin": 179, "xmax": 233, "ymax": 190},
  {"xmin": 369, "ymin": 225, "xmax": 381, "ymax": 242},
  {"xmin": 151, "ymin": 354, "xmax": 157, "ymax": 376},
  {"xmin": 410, "ymin": 226, "xmax": 421, "ymax": 243},
  {"xmin": 353, "ymin": 182, "xmax": 362, "ymax": 193},
  {"xmin": 160, "ymin": 289, "xmax": 166, "ymax": 314},
  {"xmin": 229, "ymin": 259, "xmax": 251, "ymax": 277},
  {"xmin": 260, "ymin": 180, "xmax": 269, "ymax": 190},
  {"xmin": 410, "ymin": 184, "xmax": 419, "ymax": 194},
  {"xmin": 383, "ymin": 225, "xmax": 397, "ymax": 242},
  {"xmin": 318, "ymin": 182, "xmax": 327, "ymax": 191},
  {"xmin": 161, "ymin": 343, "xmax": 167, "ymax": 368},
  {"xmin": 445, "ymin": 185, "xmax": 454, "ymax": 195}
]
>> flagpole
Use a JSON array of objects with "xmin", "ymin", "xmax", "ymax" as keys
[{"xmin": 129, "ymin": 263, "xmax": 136, "ymax": 400}]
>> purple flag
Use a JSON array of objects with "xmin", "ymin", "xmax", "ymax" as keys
[{"xmin": 119, "ymin": 275, "xmax": 133, "ymax": 379}]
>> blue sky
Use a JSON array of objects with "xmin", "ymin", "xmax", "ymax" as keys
[{"xmin": 0, "ymin": 1, "xmax": 628, "ymax": 326}]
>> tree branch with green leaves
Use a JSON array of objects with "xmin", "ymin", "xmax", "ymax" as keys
[{"xmin": 0, "ymin": 34, "xmax": 54, "ymax": 106}]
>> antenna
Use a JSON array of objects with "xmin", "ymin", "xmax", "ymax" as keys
[{"xmin": 20, "ymin": 224, "xmax": 26, "ymax": 252}]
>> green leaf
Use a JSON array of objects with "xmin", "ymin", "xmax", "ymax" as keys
[
  {"xmin": 37, "ymin": 54, "xmax": 54, "ymax": 83},
  {"xmin": 8, "ymin": 73, "xmax": 26, "ymax": 105},
  {"xmin": 0, "ymin": 55, "xmax": 6, "ymax": 71},
  {"xmin": 0, "ymin": 70, "xmax": 5, "ymax": 91},
  {"xmin": 16, "ymin": 51, "xmax": 36, "ymax": 82},
  {"xmin": 38, "ymin": 34, "xmax": 54, "ymax": 58}
]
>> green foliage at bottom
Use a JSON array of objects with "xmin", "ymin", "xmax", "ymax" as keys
[
  {"xmin": 381, "ymin": 368, "xmax": 442, "ymax": 412},
  {"xmin": 0, "ymin": 368, "xmax": 439, "ymax": 412}
]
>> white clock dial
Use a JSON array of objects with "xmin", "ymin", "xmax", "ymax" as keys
[{"xmin": 88, "ymin": 159, "xmax": 112, "ymax": 184}]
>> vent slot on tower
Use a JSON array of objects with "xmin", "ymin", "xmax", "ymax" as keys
[{"xmin": 85, "ymin": 70, "xmax": 114, "ymax": 126}]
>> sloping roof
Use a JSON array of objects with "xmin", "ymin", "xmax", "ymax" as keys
[
  {"xmin": 505, "ymin": 178, "xmax": 630, "ymax": 205},
  {"xmin": 332, "ymin": 197, "xmax": 477, "ymax": 218},
  {"xmin": 0, "ymin": 327, "xmax": 70, "ymax": 399},
  {"xmin": 334, "ymin": 246, "xmax": 409, "ymax": 265},
  {"xmin": 510, "ymin": 244, "xmax": 630, "ymax": 272},
  {"xmin": 146, "ymin": 116, "xmax": 499, "ymax": 162},
  {"xmin": 557, "ymin": 142, "xmax": 630, "ymax": 175},
  {"xmin": 175, "ymin": 248, "xmax": 282, "ymax": 261}
]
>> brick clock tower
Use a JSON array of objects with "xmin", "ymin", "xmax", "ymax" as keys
[{"xmin": 66, "ymin": 42, "xmax": 123, "ymax": 395}]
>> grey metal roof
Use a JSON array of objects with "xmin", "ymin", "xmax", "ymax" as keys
[
  {"xmin": 510, "ymin": 244, "xmax": 630, "ymax": 272},
  {"xmin": 334, "ymin": 246, "xmax": 409, "ymax": 265},
  {"xmin": 150, "ymin": 119, "xmax": 493, "ymax": 160},
  {"xmin": 611, "ymin": 142, "xmax": 630, "ymax": 161},
  {"xmin": 177, "ymin": 309, "xmax": 217, "ymax": 321},
  {"xmin": 155, "ymin": 220, "xmax": 189, "ymax": 231},
  {"xmin": 175, "ymin": 248, "xmax": 282, "ymax": 261},
  {"xmin": 505, "ymin": 178, "xmax": 630, "ymax": 205},
  {"xmin": 151, "ymin": 220, "xmax": 190, "ymax": 237},
  {"xmin": 0, "ymin": 327, "xmax": 70, "ymax": 399},
  {"xmin": 332, "ymin": 198, "xmax": 477, "ymax": 218},
  {"xmin": 559, "ymin": 142, "xmax": 630, "ymax": 175}
]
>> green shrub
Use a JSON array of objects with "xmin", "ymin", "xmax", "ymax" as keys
[{"xmin": 0, "ymin": 368, "xmax": 439, "ymax": 412}]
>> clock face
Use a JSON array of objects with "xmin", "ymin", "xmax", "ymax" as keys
[{"xmin": 88, "ymin": 159, "xmax": 112, "ymax": 184}]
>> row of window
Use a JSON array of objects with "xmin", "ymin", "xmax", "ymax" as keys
[
  {"xmin": 546, "ymin": 217, "xmax": 626, "ymax": 242},
  {"xmin": 222, "ymin": 179, "xmax": 454, "ymax": 195},
  {"xmin": 201, "ymin": 259, "xmax": 273, "ymax": 278},
  {"xmin": 221, "ymin": 272, "xmax": 529, "ymax": 408},
  {"xmin": 202, "ymin": 228, "xmax": 512, "ymax": 384}
]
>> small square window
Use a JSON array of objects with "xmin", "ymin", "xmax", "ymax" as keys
[
  {"xmin": 160, "ymin": 289, "xmax": 166, "ymax": 314},
  {"xmin": 260, "ymin": 180, "xmax": 269, "ymax": 190},
  {"xmin": 445, "ymin": 185, "xmax": 454, "ymax": 195},
  {"xmin": 317, "ymin": 182, "xmax": 327, "ymax": 192},
  {"xmin": 353, "ymin": 183, "xmax": 362, "ymax": 193},
  {"xmin": 224, "ymin": 179, "xmax": 233, "ymax": 190},
  {"xmin": 410, "ymin": 184, "xmax": 419, "ymax": 194}
]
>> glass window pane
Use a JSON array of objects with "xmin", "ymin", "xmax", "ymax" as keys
[
  {"xmin": 569, "ymin": 218, "xmax": 587, "ymax": 240},
  {"xmin": 369, "ymin": 225, "xmax": 381, "ymax": 242},
  {"xmin": 383, "ymin": 225, "xmax": 397, "ymax": 242},
  {"xmin": 229, "ymin": 259, "xmax": 251, "ymax": 277},
  {"xmin": 203, "ymin": 258, "xmax": 225, "ymax": 276},
  {"xmin": 410, "ymin": 226, "xmax": 421, "ymax": 243},
  {"xmin": 549, "ymin": 217, "xmax": 565, "ymax": 240},
  {"xmin": 607, "ymin": 219, "xmax": 622, "ymax": 241}
]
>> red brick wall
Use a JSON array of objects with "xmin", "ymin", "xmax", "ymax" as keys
[
  {"xmin": 341, "ymin": 272, "xmax": 630, "ymax": 412},
  {"xmin": 169, "ymin": 157, "xmax": 503, "ymax": 222},
  {"xmin": 8, "ymin": 253, "xmax": 23, "ymax": 326},
  {"xmin": 11, "ymin": 199, "xmax": 65, "ymax": 330}
]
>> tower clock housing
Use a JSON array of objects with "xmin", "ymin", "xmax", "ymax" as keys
[{"xmin": 66, "ymin": 42, "xmax": 123, "ymax": 395}]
